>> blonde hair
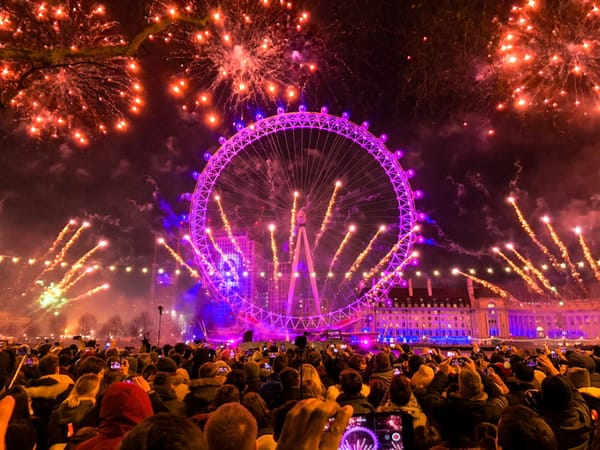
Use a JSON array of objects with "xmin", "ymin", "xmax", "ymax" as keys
[
  {"xmin": 300, "ymin": 364, "xmax": 325, "ymax": 399},
  {"xmin": 65, "ymin": 373, "xmax": 100, "ymax": 408}
]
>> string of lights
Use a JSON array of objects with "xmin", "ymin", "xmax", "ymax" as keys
[{"xmin": 0, "ymin": 252, "xmax": 598, "ymax": 279}]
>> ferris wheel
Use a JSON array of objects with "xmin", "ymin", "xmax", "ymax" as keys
[{"xmin": 189, "ymin": 107, "xmax": 419, "ymax": 332}]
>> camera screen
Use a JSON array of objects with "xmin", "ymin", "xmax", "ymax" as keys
[
  {"xmin": 110, "ymin": 361, "xmax": 121, "ymax": 370},
  {"xmin": 336, "ymin": 413, "xmax": 409, "ymax": 450}
]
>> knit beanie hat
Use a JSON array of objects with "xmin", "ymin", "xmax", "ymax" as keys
[
  {"xmin": 411, "ymin": 365, "xmax": 434, "ymax": 390},
  {"xmin": 459, "ymin": 369, "xmax": 485, "ymax": 400},
  {"xmin": 542, "ymin": 375, "xmax": 573, "ymax": 412}
]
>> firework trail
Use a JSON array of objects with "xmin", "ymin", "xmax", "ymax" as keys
[
  {"xmin": 327, "ymin": 225, "xmax": 356, "ymax": 273},
  {"xmin": 368, "ymin": 251, "xmax": 415, "ymax": 296},
  {"xmin": 67, "ymin": 283, "xmax": 110, "ymax": 303},
  {"xmin": 37, "ymin": 221, "xmax": 90, "ymax": 280},
  {"xmin": 269, "ymin": 224, "xmax": 279, "ymax": 283},
  {"xmin": 58, "ymin": 240, "xmax": 107, "ymax": 288},
  {"xmin": 158, "ymin": 238, "xmax": 200, "ymax": 278},
  {"xmin": 0, "ymin": 1, "xmax": 143, "ymax": 143},
  {"xmin": 505, "ymin": 243, "xmax": 557, "ymax": 295},
  {"xmin": 363, "ymin": 232, "xmax": 413, "ymax": 284},
  {"xmin": 542, "ymin": 216, "xmax": 586, "ymax": 292},
  {"xmin": 345, "ymin": 226, "xmax": 386, "ymax": 281},
  {"xmin": 215, "ymin": 195, "xmax": 250, "ymax": 266},
  {"xmin": 42, "ymin": 219, "xmax": 76, "ymax": 260},
  {"xmin": 205, "ymin": 229, "xmax": 240, "ymax": 281},
  {"xmin": 314, "ymin": 181, "xmax": 341, "ymax": 251},
  {"xmin": 496, "ymin": 0, "xmax": 600, "ymax": 114},
  {"xmin": 575, "ymin": 227, "xmax": 600, "ymax": 280},
  {"xmin": 454, "ymin": 270, "xmax": 513, "ymax": 299},
  {"xmin": 493, "ymin": 247, "xmax": 545, "ymax": 295},
  {"xmin": 61, "ymin": 267, "xmax": 95, "ymax": 292},
  {"xmin": 183, "ymin": 234, "xmax": 217, "ymax": 275},
  {"xmin": 507, "ymin": 197, "xmax": 563, "ymax": 271},
  {"xmin": 288, "ymin": 191, "xmax": 299, "ymax": 258}
]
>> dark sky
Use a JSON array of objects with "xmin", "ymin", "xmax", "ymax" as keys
[{"xmin": 0, "ymin": 0, "xmax": 598, "ymax": 289}]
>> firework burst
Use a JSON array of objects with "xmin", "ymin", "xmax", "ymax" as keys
[
  {"xmin": 0, "ymin": 1, "xmax": 143, "ymax": 144},
  {"xmin": 2, "ymin": 220, "xmax": 109, "ymax": 316},
  {"xmin": 152, "ymin": 0, "xmax": 322, "ymax": 123},
  {"xmin": 496, "ymin": 0, "xmax": 600, "ymax": 114}
]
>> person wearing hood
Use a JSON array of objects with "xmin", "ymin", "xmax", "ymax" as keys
[
  {"xmin": 26, "ymin": 354, "xmax": 74, "ymax": 450},
  {"xmin": 74, "ymin": 382, "xmax": 153, "ymax": 450}
]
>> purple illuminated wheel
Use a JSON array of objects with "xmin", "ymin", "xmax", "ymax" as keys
[{"xmin": 189, "ymin": 108, "xmax": 417, "ymax": 332}]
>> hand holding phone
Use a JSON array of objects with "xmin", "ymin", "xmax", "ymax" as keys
[{"xmin": 276, "ymin": 399, "xmax": 352, "ymax": 450}]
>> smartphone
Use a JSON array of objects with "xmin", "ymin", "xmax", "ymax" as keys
[
  {"xmin": 110, "ymin": 361, "xmax": 122, "ymax": 370},
  {"xmin": 218, "ymin": 367, "xmax": 228, "ymax": 374},
  {"xmin": 264, "ymin": 363, "xmax": 271, "ymax": 371},
  {"xmin": 393, "ymin": 367, "xmax": 401, "ymax": 376},
  {"xmin": 447, "ymin": 351, "xmax": 455, "ymax": 358},
  {"xmin": 527, "ymin": 359, "xmax": 537, "ymax": 368},
  {"xmin": 331, "ymin": 413, "xmax": 412, "ymax": 450}
]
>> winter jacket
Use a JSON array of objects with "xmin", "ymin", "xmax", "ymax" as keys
[
  {"xmin": 184, "ymin": 377, "xmax": 223, "ymax": 415},
  {"xmin": 542, "ymin": 390, "xmax": 592, "ymax": 450},
  {"xmin": 27, "ymin": 374, "xmax": 74, "ymax": 450},
  {"xmin": 48, "ymin": 399, "xmax": 96, "ymax": 447},
  {"xmin": 336, "ymin": 393, "xmax": 375, "ymax": 415}
]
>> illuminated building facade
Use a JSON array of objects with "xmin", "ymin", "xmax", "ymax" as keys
[
  {"xmin": 212, "ymin": 233, "xmax": 262, "ymax": 302},
  {"xmin": 366, "ymin": 278, "xmax": 600, "ymax": 344}
]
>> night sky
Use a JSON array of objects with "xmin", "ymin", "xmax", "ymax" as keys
[{"xmin": 0, "ymin": 0, "xmax": 599, "ymax": 305}]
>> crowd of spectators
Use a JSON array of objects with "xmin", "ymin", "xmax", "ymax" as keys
[{"xmin": 0, "ymin": 338, "xmax": 599, "ymax": 449}]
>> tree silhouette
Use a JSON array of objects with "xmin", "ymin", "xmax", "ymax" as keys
[
  {"xmin": 98, "ymin": 314, "xmax": 124, "ymax": 338},
  {"xmin": 78, "ymin": 313, "xmax": 98, "ymax": 336}
]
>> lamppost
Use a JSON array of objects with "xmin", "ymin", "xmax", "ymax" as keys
[{"xmin": 157, "ymin": 305, "xmax": 164, "ymax": 348}]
